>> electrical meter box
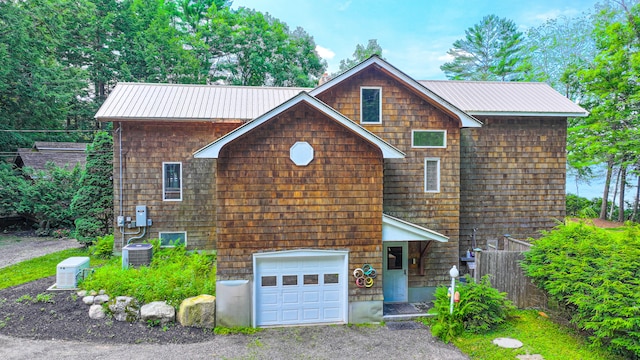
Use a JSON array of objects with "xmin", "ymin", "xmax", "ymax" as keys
[
  {"xmin": 56, "ymin": 257, "xmax": 90, "ymax": 289},
  {"xmin": 136, "ymin": 205, "xmax": 147, "ymax": 226}
]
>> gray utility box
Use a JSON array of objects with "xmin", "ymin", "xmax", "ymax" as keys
[
  {"xmin": 122, "ymin": 243, "xmax": 153, "ymax": 269},
  {"xmin": 56, "ymin": 257, "xmax": 90, "ymax": 289}
]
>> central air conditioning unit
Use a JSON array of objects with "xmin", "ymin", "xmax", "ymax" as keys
[
  {"xmin": 122, "ymin": 243, "xmax": 153, "ymax": 269},
  {"xmin": 56, "ymin": 257, "xmax": 90, "ymax": 289}
]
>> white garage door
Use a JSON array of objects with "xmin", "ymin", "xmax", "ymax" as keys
[{"xmin": 253, "ymin": 250, "xmax": 348, "ymax": 327}]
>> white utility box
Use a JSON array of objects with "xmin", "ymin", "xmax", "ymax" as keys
[{"xmin": 56, "ymin": 256, "xmax": 90, "ymax": 289}]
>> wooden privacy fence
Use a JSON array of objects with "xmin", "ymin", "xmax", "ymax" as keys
[{"xmin": 473, "ymin": 239, "xmax": 547, "ymax": 309}]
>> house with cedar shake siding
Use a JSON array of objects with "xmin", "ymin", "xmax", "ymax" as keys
[{"xmin": 95, "ymin": 56, "xmax": 587, "ymax": 327}]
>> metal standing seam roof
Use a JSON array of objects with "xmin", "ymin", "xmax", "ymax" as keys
[
  {"xmin": 95, "ymin": 83, "xmax": 311, "ymax": 121},
  {"xmin": 419, "ymin": 80, "xmax": 588, "ymax": 117}
]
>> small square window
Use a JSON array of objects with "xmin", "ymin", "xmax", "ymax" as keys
[
  {"xmin": 304, "ymin": 274, "xmax": 318, "ymax": 285},
  {"xmin": 158, "ymin": 232, "xmax": 187, "ymax": 247},
  {"xmin": 324, "ymin": 274, "xmax": 339, "ymax": 284},
  {"xmin": 163, "ymin": 162, "xmax": 182, "ymax": 201},
  {"xmin": 424, "ymin": 158, "xmax": 440, "ymax": 193},
  {"xmin": 361, "ymin": 87, "xmax": 381, "ymax": 124},
  {"xmin": 412, "ymin": 130, "xmax": 447, "ymax": 148},
  {"xmin": 261, "ymin": 276, "xmax": 277, "ymax": 287},
  {"xmin": 282, "ymin": 275, "xmax": 298, "ymax": 286}
]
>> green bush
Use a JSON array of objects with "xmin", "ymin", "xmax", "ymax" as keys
[
  {"xmin": 428, "ymin": 275, "xmax": 514, "ymax": 343},
  {"xmin": 90, "ymin": 234, "xmax": 114, "ymax": 259},
  {"xmin": 521, "ymin": 222, "xmax": 640, "ymax": 358},
  {"xmin": 79, "ymin": 245, "xmax": 215, "ymax": 307}
]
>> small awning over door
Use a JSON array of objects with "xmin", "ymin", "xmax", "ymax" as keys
[{"xmin": 382, "ymin": 214, "xmax": 448, "ymax": 242}]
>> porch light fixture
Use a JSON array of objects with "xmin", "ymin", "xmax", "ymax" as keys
[{"xmin": 449, "ymin": 265, "xmax": 459, "ymax": 314}]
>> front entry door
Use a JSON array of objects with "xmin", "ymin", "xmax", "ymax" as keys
[{"xmin": 383, "ymin": 241, "xmax": 408, "ymax": 302}]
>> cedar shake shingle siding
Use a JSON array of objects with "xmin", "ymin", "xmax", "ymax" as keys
[
  {"xmin": 112, "ymin": 121, "xmax": 240, "ymax": 252},
  {"xmin": 316, "ymin": 67, "xmax": 460, "ymax": 286},
  {"xmin": 215, "ymin": 102, "xmax": 384, "ymax": 302},
  {"xmin": 459, "ymin": 117, "xmax": 567, "ymax": 252}
]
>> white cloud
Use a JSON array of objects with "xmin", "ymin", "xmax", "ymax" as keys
[{"xmin": 315, "ymin": 45, "xmax": 336, "ymax": 60}]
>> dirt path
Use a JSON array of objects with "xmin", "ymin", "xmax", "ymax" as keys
[{"xmin": 0, "ymin": 234, "xmax": 81, "ymax": 269}]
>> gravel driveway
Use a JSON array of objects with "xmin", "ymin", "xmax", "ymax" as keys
[{"xmin": 0, "ymin": 324, "xmax": 469, "ymax": 360}]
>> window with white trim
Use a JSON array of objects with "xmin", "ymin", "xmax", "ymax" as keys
[
  {"xmin": 412, "ymin": 130, "xmax": 447, "ymax": 148},
  {"xmin": 159, "ymin": 231, "xmax": 187, "ymax": 247},
  {"xmin": 163, "ymin": 162, "xmax": 182, "ymax": 201},
  {"xmin": 360, "ymin": 87, "xmax": 382, "ymax": 124},
  {"xmin": 424, "ymin": 158, "xmax": 440, "ymax": 193}
]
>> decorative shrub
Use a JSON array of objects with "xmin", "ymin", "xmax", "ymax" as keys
[
  {"xmin": 79, "ymin": 244, "xmax": 215, "ymax": 307},
  {"xmin": 429, "ymin": 275, "xmax": 514, "ymax": 343},
  {"xmin": 90, "ymin": 234, "xmax": 114, "ymax": 259},
  {"xmin": 521, "ymin": 222, "xmax": 640, "ymax": 358}
]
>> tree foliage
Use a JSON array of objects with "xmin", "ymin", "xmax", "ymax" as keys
[
  {"xmin": 71, "ymin": 131, "xmax": 114, "ymax": 243},
  {"xmin": 571, "ymin": 1, "xmax": 640, "ymax": 220},
  {"xmin": 336, "ymin": 39, "xmax": 384, "ymax": 74},
  {"xmin": 0, "ymin": 0, "xmax": 326, "ymax": 154},
  {"xmin": 441, "ymin": 15, "xmax": 528, "ymax": 81}
]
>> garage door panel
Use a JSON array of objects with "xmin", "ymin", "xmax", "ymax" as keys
[
  {"xmin": 255, "ymin": 253, "xmax": 346, "ymax": 326},
  {"xmin": 261, "ymin": 292, "xmax": 279, "ymax": 305},
  {"xmin": 303, "ymin": 309, "xmax": 320, "ymax": 321},
  {"xmin": 282, "ymin": 291, "xmax": 300, "ymax": 304},
  {"xmin": 303, "ymin": 291, "xmax": 319, "ymax": 303}
]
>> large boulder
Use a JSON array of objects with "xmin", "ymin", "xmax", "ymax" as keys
[
  {"xmin": 177, "ymin": 295, "xmax": 216, "ymax": 328},
  {"xmin": 141, "ymin": 301, "xmax": 175, "ymax": 326},
  {"xmin": 108, "ymin": 296, "xmax": 139, "ymax": 322},
  {"xmin": 88, "ymin": 304, "xmax": 105, "ymax": 320}
]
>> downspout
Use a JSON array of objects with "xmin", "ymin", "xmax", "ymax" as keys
[{"xmin": 118, "ymin": 123, "xmax": 125, "ymax": 249}]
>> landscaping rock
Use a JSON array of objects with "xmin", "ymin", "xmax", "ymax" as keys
[
  {"xmin": 177, "ymin": 295, "xmax": 216, "ymax": 328},
  {"xmin": 492, "ymin": 337, "xmax": 523, "ymax": 348},
  {"xmin": 517, "ymin": 355, "xmax": 544, "ymax": 360},
  {"xmin": 108, "ymin": 296, "xmax": 139, "ymax": 322},
  {"xmin": 82, "ymin": 295, "xmax": 95, "ymax": 305},
  {"xmin": 141, "ymin": 301, "xmax": 176, "ymax": 326},
  {"xmin": 77, "ymin": 290, "xmax": 87, "ymax": 297},
  {"xmin": 88, "ymin": 304, "xmax": 105, "ymax": 320},
  {"xmin": 93, "ymin": 294, "xmax": 110, "ymax": 305},
  {"xmin": 98, "ymin": 290, "xmax": 106, "ymax": 295},
  {"xmin": 89, "ymin": 290, "xmax": 98, "ymax": 296}
]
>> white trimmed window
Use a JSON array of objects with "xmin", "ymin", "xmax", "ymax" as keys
[
  {"xmin": 360, "ymin": 87, "xmax": 382, "ymax": 124},
  {"xmin": 163, "ymin": 162, "xmax": 182, "ymax": 201},
  {"xmin": 159, "ymin": 231, "xmax": 187, "ymax": 247},
  {"xmin": 424, "ymin": 158, "xmax": 440, "ymax": 193},
  {"xmin": 412, "ymin": 130, "xmax": 447, "ymax": 148}
]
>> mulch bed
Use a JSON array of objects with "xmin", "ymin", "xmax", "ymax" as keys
[{"xmin": 0, "ymin": 276, "xmax": 215, "ymax": 344}]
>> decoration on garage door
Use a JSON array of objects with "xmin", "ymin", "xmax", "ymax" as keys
[{"xmin": 353, "ymin": 264, "xmax": 377, "ymax": 288}]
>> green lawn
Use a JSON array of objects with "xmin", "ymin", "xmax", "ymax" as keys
[
  {"xmin": 0, "ymin": 248, "xmax": 109, "ymax": 290},
  {"xmin": 452, "ymin": 310, "xmax": 623, "ymax": 360}
]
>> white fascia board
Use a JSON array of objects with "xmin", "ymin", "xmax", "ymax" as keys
[
  {"xmin": 468, "ymin": 111, "xmax": 589, "ymax": 118},
  {"xmin": 382, "ymin": 214, "xmax": 449, "ymax": 242},
  {"xmin": 310, "ymin": 56, "xmax": 482, "ymax": 128},
  {"xmin": 193, "ymin": 92, "xmax": 405, "ymax": 159}
]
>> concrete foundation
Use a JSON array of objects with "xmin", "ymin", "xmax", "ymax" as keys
[{"xmin": 348, "ymin": 300, "xmax": 383, "ymax": 324}]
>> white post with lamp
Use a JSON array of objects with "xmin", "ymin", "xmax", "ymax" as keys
[{"xmin": 449, "ymin": 265, "xmax": 459, "ymax": 314}]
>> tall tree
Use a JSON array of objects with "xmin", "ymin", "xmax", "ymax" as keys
[
  {"xmin": 524, "ymin": 15, "xmax": 596, "ymax": 100},
  {"xmin": 71, "ymin": 132, "xmax": 114, "ymax": 242},
  {"xmin": 202, "ymin": 7, "xmax": 326, "ymax": 86},
  {"xmin": 441, "ymin": 14, "xmax": 527, "ymax": 81},
  {"xmin": 336, "ymin": 39, "xmax": 383, "ymax": 74},
  {"xmin": 575, "ymin": 1, "xmax": 640, "ymax": 220}
]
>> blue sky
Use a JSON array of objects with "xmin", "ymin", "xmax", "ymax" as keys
[{"xmin": 232, "ymin": 0, "xmax": 600, "ymax": 79}]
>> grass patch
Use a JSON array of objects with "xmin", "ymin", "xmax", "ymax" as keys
[
  {"xmin": 448, "ymin": 310, "xmax": 623, "ymax": 360},
  {"xmin": 79, "ymin": 246, "xmax": 215, "ymax": 307},
  {"xmin": 0, "ymin": 247, "xmax": 109, "ymax": 290}
]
